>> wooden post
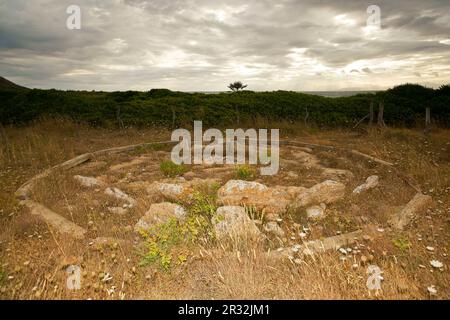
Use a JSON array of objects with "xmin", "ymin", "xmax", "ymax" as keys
[
  {"xmin": 0, "ymin": 122, "xmax": 9, "ymax": 151},
  {"xmin": 377, "ymin": 102, "xmax": 386, "ymax": 127},
  {"xmin": 304, "ymin": 106, "xmax": 309, "ymax": 126},
  {"xmin": 369, "ymin": 101, "xmax": 374, "ymax": 126},
  {"xmin": 116, "ymin": 105, "xmax": 124, "ymax": 129},
  {"xmin": 425, "ymin": 107, "xmax": 431, "ymax": 134},
  {"xmin": 171, "ymin": 106, "xmax": 176, "ymax": 129}
]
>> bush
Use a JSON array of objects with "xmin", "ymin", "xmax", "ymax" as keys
[
  {"xmin": 1, "ymin": 84, "xmax": 449, "ymax": 128},
  {"xmin": 235, "ymin": 165, "xmax": 257, "ymax": 180},
  {"xmin": 159, "ymin": 161, "xmax": 187, "ymax": 177}
]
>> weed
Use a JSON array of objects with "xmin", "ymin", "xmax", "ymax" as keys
[
  {"xmin": 235, "ymin": 165, "xmax": 256, "ymax": 180},
  {"xmin": 0, "ymin": 268, "xmax": 6, "ymax": 283},
  {"xmin": 393, "ymin": 235, "xmax": 412, "ymax": 251},
  {"xmin": 139, "ymin": 192, "xmax": 215, "ymax": 270},
  {"xmin": 190, "ymin": 191, "xmax": 217, "ymax": 218},
  {"xmin": 160, "ymin": 160, "xmax": 187, "ymax": 177}
]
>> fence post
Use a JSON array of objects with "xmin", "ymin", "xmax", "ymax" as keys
[
  {"xmin": 0, "ymin": 122, "xmax": 9, "ymax": 152},
  {"xmin": 369, "ymin": 101, "xmax": 374, "ymax": 126},
  {"xmin": 235, "ymin": 105, "xmax": 240, "ymax": 124},
  {"xmin": 304, "ymin": 106, "xmax": 309, "ymax": 126},
  {"xmin": 425, "ymin": 107, "xmax": 431, "ymax": 134},
  {"xmin": 377, "ymin": 102, "xmax": 386, "ymax": 127}
]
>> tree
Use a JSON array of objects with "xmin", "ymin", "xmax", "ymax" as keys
[{"xmin": 228, "ymin": 81, "xmax": 248, "ymax": 92}]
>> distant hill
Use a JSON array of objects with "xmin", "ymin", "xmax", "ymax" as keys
[{"xmin": 0, "ymin": 76, "xmax": 28, "ymax": 91}]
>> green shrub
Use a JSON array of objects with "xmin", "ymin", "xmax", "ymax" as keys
[
  {"xmin": 393, "ymin": 235, "xmax": 412, "ymax": 251},
  {"xmin": 160, "ymin": 161, "xmax": 187, "ymax": 177},
  {"xmin": 139, "ymin": 191, "xmax": 215, "ymax": 270},
  {"xmin": 1, "ymin": 84, "xmax": 449, "ymax": 128},
  {"xmin": 235, "ymin": 165, "xmax": 257, "ymax": 180},
  {"xmin": 0, "ymin": 267, "xmax": 6, "ymax": 283}
]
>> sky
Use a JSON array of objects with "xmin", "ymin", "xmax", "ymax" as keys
[{"xmin": 0, "ymin": 0, "xmax": 449, "ymax": 91}]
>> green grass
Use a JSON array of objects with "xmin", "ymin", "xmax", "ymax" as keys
[
  {"xmin": 393, "ymin": 235, "xmax": 412, "ymax": 252},
  {"xmin": 139, "ymin": 191, "xmax": 215, "ymax": 271},
  {"xmin": 0, "ymin": 267, "xmax": 6, "ymax": 284},
  {"xmin": 235, "ymin": 165, "xmax": 257, "ymax": 180},
  {"xmin": 190, "ymin": 191, "xmax": 217, "ymax": 218},
  {"xmin": 159, "ymin": 160, "xmax": 187, "ymax": 177}
]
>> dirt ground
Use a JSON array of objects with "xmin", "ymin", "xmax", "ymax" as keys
[{"xmin": 0, "ymin": 119, "xmax": 449, "ymax": 299}]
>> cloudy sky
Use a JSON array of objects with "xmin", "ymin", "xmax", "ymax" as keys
[{"xmin": 1, "ymin": 0, "xmax": 449, "ymax": 91}]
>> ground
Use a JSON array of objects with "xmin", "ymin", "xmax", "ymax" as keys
[{"xmin": 0, "ymin": 119, "xmax": 449, "ymax": 299}]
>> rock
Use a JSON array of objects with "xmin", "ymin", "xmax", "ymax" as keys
[
  {"xmin": 352, "ymin": 175, "xmax": 379, "ymax": 194},
  {"xmin": 296, "ymin": 147, "xmax": 313, "ymax": 153},
  {"xmin": 427, "ymin": 285, "xmax": 437, "ymax": 295},
  {"xmin": 263, "ymin": 222, "xmax": 285, "ymax": 237},
  {"xmin": 134, "ymin": 202, "xmax": 186, "ymax": 232},
  {"xmin": 217, "ymin": 180, "xmax": 294, "ymax": 215},
  {"xmin": 149, "ymin": 178, "xmax": 219, "ymax": 202},
  {"xmin": 89, "ymin": 237, "xmax": 127, "ymax": 251},
  {"xmin": 265, "ymin": 213, "xmax": 281, "ymax": 221},
  {"xmin": 290, "ymin": 150, "xmax": 320, "ymax": 167},
  {"xmin": 153, "ymin": 183, "xmax": 188, "ymax": 201},
  {"xmin": 294, "ymin": 180, "xmax": 346, "ymax": 208},
  {"xmin": 266, "ymin": 247, "xmax": 297, "ymax": 260},
  {"xmin": 286, "ymin": 171, "xmax": 299, "ymax": 179},
  {"xmin": 300, "ymin": 230, "xmax": 362, "ymax": 256},
  {"xmin": 183, "ymin": 171, "xmax": 196, "ymax": 180},
  {"xmin": 74, "ymin": 175, "xmax": 103, "ymax": 187},
  {"xmin": 321, "ymin": 168, "xmax": 354, "ymax": 181},
  {"xmin": 389, "ymin": 193, "xmax": 433, "ymax": 230},
  {"xmin": 104, "ymin": 187, "xmax": 137, "ymax": 207},
  {"xmin": 430, "ymin": 260, "xmax": 443, "ymax": 269},
  {"xmin": 108, "ymin": 207, "xmax": 128, "ymax": 215},
  {"xmin": 281, "ymin": 186, "xmax": 308, "ymax": 199},
  {"xmin": 108, "ymin": 157, "xmax": 148, "ymax": 172},
  {"xmin": 212, "ymin": 206, "xmax": 261, "ymax": 243},
  {"xmin": 21, "ymin": 200, "xmax": 87, "ymax": 239},
  {"xmin": 306, "ymin": 203, "xmax": 327, "ymax": 220},
  {"xmin": 60, "ymin": 255, "xmax": 79, "ymax": 269}
]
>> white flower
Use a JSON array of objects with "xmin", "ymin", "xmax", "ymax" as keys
[
  {"xmin": 427, "ymin": 285, "xmax": 437, "ymax": 295},
  {"xmin": 430, "ymin": 260, "xmax": 443, "ymax": 268}
]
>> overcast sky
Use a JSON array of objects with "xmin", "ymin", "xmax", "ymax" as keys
[{"xmin": 1, "ymin": 0, "xmax": 449, "ymax": 91}]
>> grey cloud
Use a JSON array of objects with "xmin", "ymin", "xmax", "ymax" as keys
[{"xmin": 0, "ymin": 0, "xmax": 449, "ymax": 91}]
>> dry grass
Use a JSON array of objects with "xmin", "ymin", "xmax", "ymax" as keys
[{"xmin": 0, "ymin": 119, "xmax": 449, "ymax": 300}]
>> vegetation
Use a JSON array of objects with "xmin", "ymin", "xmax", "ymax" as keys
[
  {"xmin": 228, "ymin": 81, "xmax": 248, "ymax": 92},
  {"xmin": 235, "ymin": 165, "xmax": 257, "ymax": 180},
  {"xmin": 0, "ymin": 267, "xmax": 6, "ymax": 284},
  {"xmin": 0, "ymin": 119, "xmax": 449, "ymax": 299},
  {"xmin": 1, "ymin": 84, "xmax": 448, "ymax": 129},
  {"xmin": 139, "ymin": 192, "xmax": 214, "ymax": 271},
  {"xmin": 159, "ymin": 160, "xmax": 187, "ymax": 177},
  {"xmin": 393, "ymin": 235, "xmax": 412, "ymax": 252}
]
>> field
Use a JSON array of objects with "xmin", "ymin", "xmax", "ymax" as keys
[{"xmin": 0, "ymin": 119, "xmax": 448, "ymax": 299}]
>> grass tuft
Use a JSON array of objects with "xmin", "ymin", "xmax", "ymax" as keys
[
  {"xmin": 235, "ymin": 165, "xmax": 257, "ymax": 180},
  {"xmin": 159, "ymin": 160, "xmax": 187, "ymax": 177}
]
